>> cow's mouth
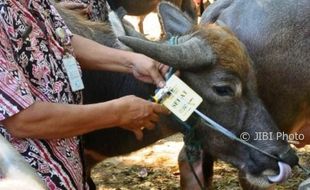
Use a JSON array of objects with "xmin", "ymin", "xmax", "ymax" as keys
[{"xmin": 246, "ymin": 162, "xmax": 292, "ymax": 188}]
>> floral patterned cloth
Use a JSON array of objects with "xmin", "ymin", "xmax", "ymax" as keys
[
  {"xmin": 59, "ymin": 0, "xmax": 109, "ymax": 21},
  {"xmin": 0, "ymin": 0, "xmax": 87, "ymax": 189}
]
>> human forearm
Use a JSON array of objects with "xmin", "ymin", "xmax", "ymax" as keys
[
  {"xmin": 71, "ymin": 34, "xmax": 168, "ymax": 87},
  {"xmin": 2, "ymin": 96, "xmax": 168, "ymax": 140},
  {"xmin": 2, "ymin": 101, "xmax": 119, "ymax": 139},
  {"xmin": 71, "ymin": 34, "xmax": 135, "ymax": 72}
]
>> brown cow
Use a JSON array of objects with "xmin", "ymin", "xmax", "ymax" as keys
[
  {"xmin": 118, "ymin": 2, "xmax": 301, "ymax": 190},
  {"xmin": 114, "ymin": 0, "xmax": 197, "ymax": 34}
]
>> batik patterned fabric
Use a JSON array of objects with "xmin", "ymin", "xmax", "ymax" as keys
[
  {"xmin": 0, "ymin": 0, "xmax": 86, "ymax": 189},
  {"xmin": 59, "ymin": 0, "xmax": 109, "ymax": 21}
]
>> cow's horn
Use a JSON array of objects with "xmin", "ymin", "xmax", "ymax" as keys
[{"xmin": 118, "ymin": 36, "xmax": 216, "ymax": 70}]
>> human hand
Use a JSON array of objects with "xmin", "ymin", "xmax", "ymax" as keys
[
  {"xmin": 130, "ymin": 53, "xmax": 169, "ymax": 88},
  {"xmin": 115, "ymin": 95, "xmax": 170, "ymax": 140}
]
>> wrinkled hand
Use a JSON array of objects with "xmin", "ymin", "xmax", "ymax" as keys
[
  {"xmin": 130, "ymin": 53, "xmax": 169, "ymax": 88},
  {"xmin": 115, "ymin": 95, "xmax": 170, "ymax": 140}
]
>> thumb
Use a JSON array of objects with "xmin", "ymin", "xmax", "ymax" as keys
[
  {"xmin": 150, "ymin": 66, "xmax": 166, "ymax": 88},
  {"xmin": 133, "ymin": 129, "xmax": 143, "ymax": 141}
]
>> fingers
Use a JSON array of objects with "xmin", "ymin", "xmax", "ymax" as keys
[
  {"xmin": 142, "ymin": 114, "xmax": 159, "ymax": 130},
  {"xmin": 131, "ymin": 54, "xmax": 168, "ymax": 87},
  {"xmin": 124, "ymin": 111, "xmax": 166, "ymax": 141},
  {"xmin": 142, "ymin": 121, "xmax": 155, "ymax": 130},
  {"xmin": 152, "ymin": 103, "xmax": 170, "ymax": 115},
  {"xmin": 159, "ymin": 64, "xmax": 170, "ymax": 77},
  {"xmin": 133, "ymin": 72, "xmax": 154, "ymax": 84},
  {"xmin": 136, "ymin": 114, "xmax": 157, "ymax": 128},
  {"xmin": 149, "ymin": 113, "xmax": 159, "ymax": 123},
  {"xmin": 150, "ymin": 70, "xmax": 166, "ymax": 88},
  {"xmin": 147, "ymin": 61, "xmax": 167, "ymax": 88},
  {"xmin": 174, "ymin": 70, "xmax": 181, "ymax": 77},
  {"xmin": 120, "ymin": 123, "xmax": 144, "ymax": 141},
  {"xmin": 132, "ymin": 129, "xmax": 143, "ymax": 141},
  {"xmin": 118, "ymin": 96, "xmax": 170, "ymax": 140}
]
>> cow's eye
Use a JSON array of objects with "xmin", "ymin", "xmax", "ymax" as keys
[{"xmin": 212, "ymin": 85, "xmax": 235, "ymax": 97}]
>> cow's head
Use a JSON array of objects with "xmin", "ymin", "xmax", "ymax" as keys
[{"xmin": 119, "ymin": 2, "xmax": 298, "ymax": 188}]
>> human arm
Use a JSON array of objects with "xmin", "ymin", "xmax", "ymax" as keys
[
  {"xmin": 57, "ymin": 1, "xmax": 88, "ymax": 10},
  {"xmin": 2, "ymin": 95, "xmax": 168, "ymax": 140},
  {"xmin": 71, "ymin": 34, "xmax": 168, "ymax": 87}
]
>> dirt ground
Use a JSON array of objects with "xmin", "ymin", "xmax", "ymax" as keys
[
  {"xmin": 91, "ymin": 133, "xmax": 309, "ymax": 190},
  {"xmin": 91, "ymin": 13, "xmax": 309, "ymax": 190}
]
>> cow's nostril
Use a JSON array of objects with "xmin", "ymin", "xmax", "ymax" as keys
[{"xmin": 278, "ymin": 147, "xmax": 299, "ymax": 167}]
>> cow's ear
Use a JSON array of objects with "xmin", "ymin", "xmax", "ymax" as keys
[{"xmin": 158, "ymin": 2, "xmax": 194, "ymax": 37}]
